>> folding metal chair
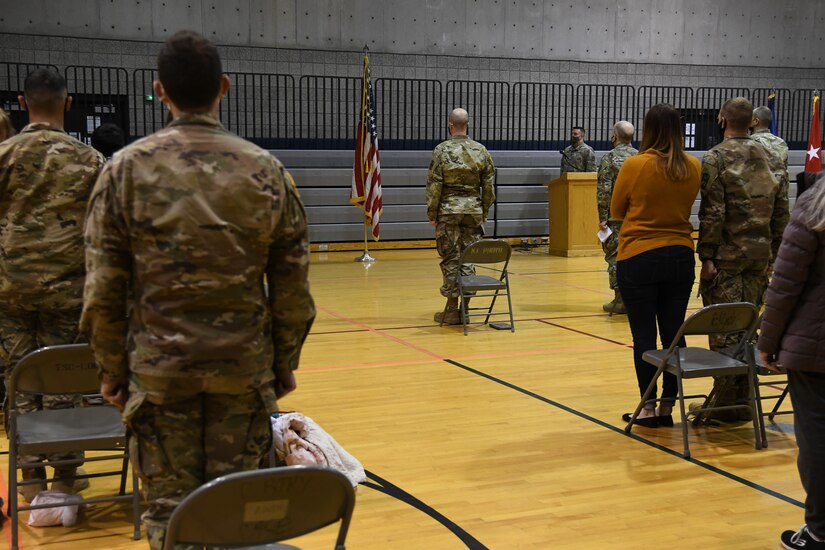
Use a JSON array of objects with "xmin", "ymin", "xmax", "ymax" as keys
[
  {"xmin": 163, "ymin": 466, "xmax": 355, "ymax": 550},
  {"xmin": 443, "ymin": 238, "xmax": 515, "ymax": 336},
  {"xmin": 623, "ymin": 303, "xmax": 762, "ymax": 458},
  {"xmin": 7, "ymin": 344, "xmax": 141, "ymax": 550}
]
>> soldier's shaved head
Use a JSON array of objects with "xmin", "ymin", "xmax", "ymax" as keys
[
  {"xmin": 449, "ymin": 108, "xmax": 469, "ymax": 131},
  {"xmin": 23, "ymin": 68, "xmax": 68, "ymax": 112},
  {"xmin": 613, "ymin": 121, "xmax": 635, "ymax": 143},
  {"xmin": 720, "ymin": 97, "xmax": 754, "ymax": 131}
]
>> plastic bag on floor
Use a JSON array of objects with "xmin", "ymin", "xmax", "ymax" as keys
[{"xmin": 27, "ymin": 491, "xmax": 83, "ymax": 527}]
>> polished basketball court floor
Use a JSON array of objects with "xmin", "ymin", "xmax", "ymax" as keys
[{"xmin": 0, "ymin": 248, "xmax": 802, "ymax": 549}]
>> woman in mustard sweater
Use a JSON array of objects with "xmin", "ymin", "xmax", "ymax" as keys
[{"xmin": 611, "ymin": 104, "xmax": 702, "ymax": 427}]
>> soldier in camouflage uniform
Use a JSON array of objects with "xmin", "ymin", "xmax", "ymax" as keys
[
  {"xmin": 750, "ymin": 106, "xmax": 790, "ymax": 195},
  {"xmin": 80, "ymin": 32, "xmax": 315, "ymax": 549},
  {"xmin": 427, "ymin": 108, "xmax": 495, "ymax": 325},
  {"xmin": 560, "ymin": 126, "xmax": 597, "ymax": 173},
  {"xmin": 597, "ymin": 121, "xmax": 637, "ymax": 314},
  {"xmin": 697, "ymin": 97, "xmax": 789, "ymax": 420},
  {"xmin": 0, "ymin": 68, "xmax": 105, "ymax": 500}
]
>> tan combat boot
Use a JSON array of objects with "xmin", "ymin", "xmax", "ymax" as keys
[
  {"xmin": 603, "ymin": 290, "xmax": 620, "ymax": 313},
  {"xmin": 612, "ymin": 291, "xmax": 626, "ymax": 315},
  {"xmin": 434, "ymin": 297, "xmax": 462, "ymax": 325}
]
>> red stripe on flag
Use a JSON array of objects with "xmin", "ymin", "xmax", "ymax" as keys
[{"xmin": 806, "ymin": 95, "xmax": 822, "ymax": 172}]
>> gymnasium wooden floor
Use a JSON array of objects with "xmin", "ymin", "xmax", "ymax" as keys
[{"xmin": 0, "ymin": 247, "xmax": 802, "ymax": 549}]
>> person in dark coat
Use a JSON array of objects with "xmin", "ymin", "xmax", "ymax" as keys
[{"xmin": 758, "ymin": 172, "xmax": 825, "ymax": 550}]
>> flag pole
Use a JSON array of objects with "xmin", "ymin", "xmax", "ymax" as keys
[{"xmin": 355, "ymin": 43, "xmax": 376, "ymax": 263}]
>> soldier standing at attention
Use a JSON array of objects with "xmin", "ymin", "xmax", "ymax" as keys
[
  {"xmin": 427, "ymin": 108, "xmax": 495, "ymax": 325},
  {"xmin": 597, "ymin": 120, "xmax": 637, "ymax": 314},
  {"xmin": 0, "ymin": 68, "xmax": 105, "ymax": 500},
  {"xmin": 560, "ymin": 126, "xmax": 597, "ymax": 173},
  {"xmin": 697, "ymin": 97, "xmax": 789, "ymax": 419},
  {"xmin": 751, "ymin": 105, "xmax": 790, "ymax": 197},
  {"xmin": 81, "ymin": 31, "xmax": 315, "ymax": 549}
]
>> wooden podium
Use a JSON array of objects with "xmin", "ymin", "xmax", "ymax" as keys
[{"xmin": 543, "ymin": 172, "xmax": 602, "ymax": 257}]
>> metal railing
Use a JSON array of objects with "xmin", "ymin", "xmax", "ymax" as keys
[{"xmin": 2, "ymin": 62, "xmax": 823, "ymax": 151}]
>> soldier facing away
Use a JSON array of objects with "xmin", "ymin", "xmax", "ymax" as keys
[
  {"xmin": 697, "ymin": 96, "xmax": 789, "ymax": 420},
  {"xmin": 80, "ymin": 31, "xmax": 315, "ymax": 549},
  {"xmin": 0, "ymin": 68, "xmax": 105, "ymax": 500},
  {"xmin": 597, "ymin": 120, "xmax": 637, "ymax": 314},
  {"xmin": 560, "ymin": 126, "xmax": 597, "ymax": 173},
  {"xmin": 750, "ymin": 105, "xmax": 790, "ymax": 196},
  {"xmin": 427, "ymin": 108, "xmax": 496, "ymax": 325}
]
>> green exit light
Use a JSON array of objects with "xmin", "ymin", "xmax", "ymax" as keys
[{"xmin": 144, "ymin": 94, "xmax": 154, "ymax": 103}]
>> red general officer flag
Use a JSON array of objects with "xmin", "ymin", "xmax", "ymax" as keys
[
  {"xmin": 350, "ymin": 53, "xmax": 382, "ymax": 240},
  {"xmin": 806, "ymin": 93, "xmax": 822, "ymax": 172}
]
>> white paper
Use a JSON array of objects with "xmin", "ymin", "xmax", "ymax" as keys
[{"xmin": 597, "ymin": 226, "xmax": 613, "ymax": 243}]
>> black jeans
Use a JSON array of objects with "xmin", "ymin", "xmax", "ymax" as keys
[
  {"xmin": 787, "ymin": 369, "xmax": 825, "ymax": 537},
  {"xmin": 617, "ymin": 246, "xmax": 695, "ymax": 408}
]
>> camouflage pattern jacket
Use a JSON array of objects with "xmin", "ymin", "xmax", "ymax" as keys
[
  {"xmin": 81, "ymin": 114, "xmax": 315, "ymax": 384},
  {"xmin": 750, "ymin": 128, "xmax": 790, "ymax": 193},
  {"xmin": 597, "ymin": 143, "xmax": 638, "ymax": 222},
  {"xmin": 426, "ymin": 135, "xmax": 495, "ymax": 220},
  {"xmin": 697, "ymin": 136, "xmax": 790, "ymax": 264},
  {"xmin": 0, "ymin": 122, "xmax": 105, "ymax": 309},
  {"xmin": 560, "ymin": 142, "xmax": 597, "ymax": 173}
]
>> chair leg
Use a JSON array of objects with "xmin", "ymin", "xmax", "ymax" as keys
[
  {"xmin": 624, "ymin": 364, "xmax": 664, "ymax": 434},
  {"xmin": 9, "ymin": 431, "xmax": 18, "ymax": 550},
  {"xmin": 119, "ymin": 454, "xmax": 129, "ymax": 495},
  {"xmin": 753, "ymin": 378, "xmax": 769, "ymax": 449},
  {"xmin": 676, "ymin": 370, "xmax": 690, "ymax": 459},
  {"xmin": 748, "ymin": 367, "xmax": 763, "ymax": 450},
  {"xmin": 131, "ymin": 465, "xmax": 141, "ymax": 540},
  {"xmin": 505, "ymin": 278, "xmax": 515, "ymax": 332},
  {"xmin": 768, "ymin": 385, "xmax": 790, "ymax": 421},
  {"xmin": 461, "ymin": 293, "xmax": 469, "ymax": 336},
  {"xmin": 484, "ymin": 289, "xmax": 500, "ymax": 325}
]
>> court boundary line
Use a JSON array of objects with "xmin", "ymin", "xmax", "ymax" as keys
[
  {"xmin": 443, "ymin": 358, "xmax": 804, "ymax": 509},
  {"xmin": 363, "ymin": 470, "xmax": 488, "ymax": 550}
]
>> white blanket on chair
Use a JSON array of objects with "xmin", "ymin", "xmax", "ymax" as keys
[{"xmin": 271, "ymin": 412, "xmax": 366, "ymax": 487}]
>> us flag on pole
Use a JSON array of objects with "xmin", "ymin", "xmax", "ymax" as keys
[{"xmin": 350, "ymin": 52, "xmax": 382, "ymax": 240}]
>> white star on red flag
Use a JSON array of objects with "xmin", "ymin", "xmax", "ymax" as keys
[{"xmin": 808, "ymin": 145, "xmax": 821, "ymax": 161}]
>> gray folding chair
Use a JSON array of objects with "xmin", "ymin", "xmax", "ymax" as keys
[
  {"xmin": 7, "ymin": 344, "xmax": 141, "ymax": 550},
  {"xmin": 441, "ymin": 239, "xmax": 515, "ymax": 336},
  {"xmin": 730, "ymin": 313, "xmax": 792, "ymax": 448},
  {"xmin": 163, "ymin": 466, "xmax": 355, "ymax": 550},
  {"xmin": 623, "ymin": 303, "xmax": 761, "ymax": 458}
]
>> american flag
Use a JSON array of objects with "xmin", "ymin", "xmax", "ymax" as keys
[{"xmin": 350, "ymin": 53, "xmax": 382, "ymax": 240}]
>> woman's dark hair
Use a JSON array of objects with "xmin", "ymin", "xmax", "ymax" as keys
[{"xmin": 639, "ymin": 103, "xmax": 690, "ymax": 181}]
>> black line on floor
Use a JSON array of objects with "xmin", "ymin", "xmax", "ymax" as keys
[
  {"xmin": 363, "ymin": 470, "xmax": 488, "ymax": 550},
  {"xmin": 443, "ymin": 358, "xmax": 804, "ymax": 509},
  {"xmin": 311, "ymin": 316, "xmax": 615, "ymax": 336},
  {"xmin": 538, "ymin": 319, "xmax": 629, "ymax": 346}
]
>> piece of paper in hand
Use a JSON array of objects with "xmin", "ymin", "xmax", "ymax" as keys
[{"xmin": 597, "ymin": 226, "xmax": 613, "ymax": 243}]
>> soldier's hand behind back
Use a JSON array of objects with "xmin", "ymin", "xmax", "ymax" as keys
[
  {"xmin": 100, "ymin": 378, "xmax": 128, "ymax": 410},
  {"xmin": 275, "ymin": 370, "xmax": 297, "ymax": 399},
  {"xmin": 700, "ymin": 259, "xmax": 718, "ymax": 281}
]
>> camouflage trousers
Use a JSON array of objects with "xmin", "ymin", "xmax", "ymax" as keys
[
  {"xmin": 0, "ymin": 305, "xmax": 84, "ymax": 475},
  {"xmin": 124, "ymin": 374, "xmax": 275, "ymax": 550},
  {"xmin": 436, "ymin": 214, "xmax": 484, "ymax": 299},
  {"xmin": 602, "ymin": 221, "xmax": 621, "ymax": 290},
  {"xmin": 699, "ymin": 259, "xmax": 769, "ymax": 420}
]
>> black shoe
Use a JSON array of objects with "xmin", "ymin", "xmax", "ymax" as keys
[
  {"xmin": 657, "ymin": 414, "xmax": 674, "ymax": 427},
  {"xmin": 622, "ymin": 413, "xmax": 658, "ymax": 428},
  {"xmin": 781, "ymin": 525, "xmax": 825, "ymax": 549}
]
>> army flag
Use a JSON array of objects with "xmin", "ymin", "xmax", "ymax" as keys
[
  {"xmin": 806, "ymin": 93, "xmax": 821, "ymax": 173},
  {"xmin": 767, "ymin": 91, "xmax": 777, "ymax": 135},
  {"xmin": 350, "ymin": 52, "xmax": 383, "ymax": 241}
]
